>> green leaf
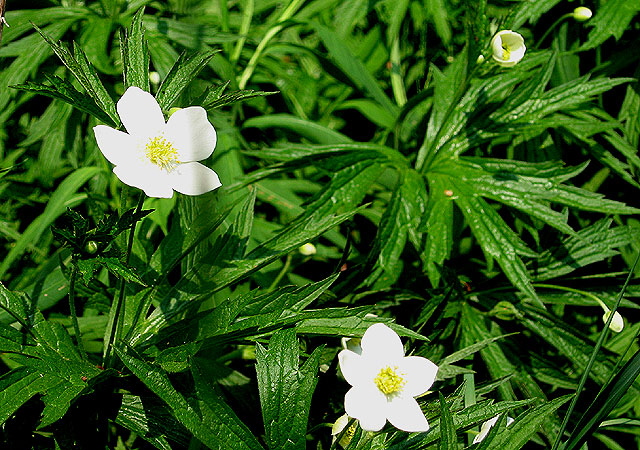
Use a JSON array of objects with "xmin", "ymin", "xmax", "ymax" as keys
[
  {"xmin": 121, "ymin": 7, "xmax": 150, "ymax": 91},
  {"xmin": 489, "ymin": 395, "xmax": 572, "ymax": 450},
  {"xmin": 244, "ymin": 114, "xmax": 352, "ymax": 144},
  {"xmin": 437, "ymin": 394, "xmax": 457, "ymax": 450},
  {"xmin": 564, "ymin": 348, "xmax": 640, "ymax": 450},
  {"xmin": 256, "ymin": 329, "xmax": 322, "ymax": 450},
  {"xmin": 34, "ymin": 25, "xmax": 119, "ymax": 124},
  {"xmin": 155, "ymin": 49, "xmax": 219, "ymax": 110},
  {"xmin": 117, "ymin": 348, "xmax": 265, "ymax": 450},
  {"xmin": 203, "ymin": 84, "xmax": 278, "ymax": 110},
  {"xmin": 580, "ymin": 0, "xmax": 640, "ymax": 50},
  {"xmin": 0, "ymin": 167, "xmax": 101, "ymax": 278},
  {"xmin": 313, "ymin": 22, "xmax": 399, "ymax": 116}
]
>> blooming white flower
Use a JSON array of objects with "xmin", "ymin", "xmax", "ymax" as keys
[
  {"xmin": 573, "ymin": 7, "xmax": 593, "ymax": 22},
  {"xmin": 338, "ymin": 323, "xmax": 438, "ymax": 432},
  {"xmin": 93, "ymin": 86, "xmax": 221, "ymax": 198},
  {"xmin": 473, "ymin": 414, "xmax": 515, "ymax": 443},
  {"xmin": 490, "ymin": 30, "xmax": 526, "ymax": 67}
]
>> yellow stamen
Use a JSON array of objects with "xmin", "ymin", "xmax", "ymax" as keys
[
  {"xmin": 502, "ymin": 44, "xmax": 511, "ymax": 60},
  {"xmin": 145, "ymin": 136, "xmax": 179, "ymax": 170},
  {"xmin": 374, "ymin": 366, "xmax": 406, "ymax": 395}
]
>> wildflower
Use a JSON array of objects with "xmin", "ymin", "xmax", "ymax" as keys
[
  {"xmin": 572, "ymin": 7, "xmax": 593, "ymax": 22},
  {"xmin": 93, "ymin": 86, "xmax": 221, "ymax": 198},
  {"xmin": 490, "ymin": 30, "xmax": 526, "ymax": 67},
  {"xmin": 473, "ymin": 415, "xmax": 515, "ymax": 443},
  {"xmin": 338, "ymin": 323, "xmax": 438, "ymax": 432},
  {"xmin": 331, "ymin": 414, "xmax": 358, "ymax": 448}
]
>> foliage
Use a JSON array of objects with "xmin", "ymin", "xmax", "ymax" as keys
[{"xmin": 0, "ymin": 0, "xmax": 639, "ymax": 449}]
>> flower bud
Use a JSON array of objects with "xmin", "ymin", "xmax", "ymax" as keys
[
  {"xmin": 298, "ymin": 243, "xmax": 317, "ymax": 256},
  {"xmin": 573, "ymin": 6, "xmax": 593, "ymax": 22},
  {"xmin": 84, "ymin": 241, "xmax": 99, "ymax": 254},
  {"xmin": 490, "ymin": 30, "xmax": 526, "ymax": 67},
  {"xmin": 149, "ymin": 71, "xmax": 161, "ymax": 85},
  {"xmin": 603, "ymin": 309, "xmax": 624, "ymax": 333},
  {"xmin": 331, "ymin": 414, "xmax": 357, "ymax": 448}
]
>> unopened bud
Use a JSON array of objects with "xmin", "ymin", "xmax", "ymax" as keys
[
  {"xmin": 299, "ymin": 243, "xmax": 316, "ymax": 256},
  {"xmin": 573, "ymin": 7, "xmax": 593, "ymax": 22}
]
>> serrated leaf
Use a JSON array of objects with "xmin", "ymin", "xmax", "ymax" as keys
[
  {"xmin": 121, "ymin": 7, "xmax": 150, "ymax": 90},
  {"xmin": 155, "ymin": 49, "xmax": 219, "ymax": 110},
  {"xmin": 580, "ymin": 0, "xmax": 640, "ymax": 50},
  {"xmin": 117, "ymin": 348, "xmax": 264, "ymax": 450},
  {"xmin": 34, "ymin": 25, "xmax": 119, "ymax": 124},
  {"xmin": 437, "ymin": 394, "xmax": 457, "ymax": 450},
  {"xmin": 204, "ymin": 87, "xmax": 278, "ymax": 110},
  {"xmin": 256, "ymin": 329, "xmax": 321, "ymax": 450}
]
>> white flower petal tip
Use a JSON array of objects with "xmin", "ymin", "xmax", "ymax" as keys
[
  {"xmin": 331, "ymin": 414, "xmax": 358, "ymax": 448},
  {"xmin": 573, "ymin": 7, "xmax": 593, "ymax": 22},
  {"xmin": 93, "ymin": 87, "xmax": 221, "ymax": 198},
  {"xmin": 490, "ymin": 30, "xmax": 526, "ymax": 67},
  {"xmin": 338, "ymin": 323, "xmax": 437, "ymax": 433},
  {"xmin": 472, "ymin": 415, "xmax": 514, "ymax": 443}
]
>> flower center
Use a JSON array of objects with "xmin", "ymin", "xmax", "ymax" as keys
[
  {"xmin": 501, "ymin": 43, "xmax": 511, "ymax": 60},
  {"xmin": 374, "ymin": 366, "xmax": 406, "ymax": 395},
  {"xmin": 145, "ymin": 136, "xmax": 179, "ymax": 170}
]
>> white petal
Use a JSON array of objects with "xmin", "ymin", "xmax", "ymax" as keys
[
  {"xmin": 344, "ymin": 386, "xmax": 387, "ymax": 432},
  {"xmin": 117, "ymin": 87, "xmax": 165, "ymax": 137},
  {"xmin": 168, "ymin": 162, "xmax": 221, "ymax": 196},
  {"xmin": 113, "ymin": 163, "xmax": 174, "ymax": 198},
  {"xmin": 398, "ymin": 356, "xmax": 438, "ymax": 397},
  {"xmin": 360, "ymin": 323, "xmax": 405, "ymax": 361},
  {"xmin": 338, "ymin": 350, "xmax": 380, "ymax": 388},
  {"xmin": 386, "ymin": 396, "xmax": 429, "ymax": 432},
  {"xmin": 165, "ymin": 106, "xmax": 217, "ymax": 162},
  {"xmin": 93, "ymin": 125, "xmax": 137, "ymax": 166}
]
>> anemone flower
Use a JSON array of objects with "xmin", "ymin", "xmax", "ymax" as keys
[
  {"xmin": 490, "ymin": 30, "xmax": 526, "ymax": 67},
  {"xmin": 93, "ymin": 86, "xmax": 221, "ymax": 198},
  {"xmin": 338, "ymin": 323, "xmax": 438, "ymax": 432}
]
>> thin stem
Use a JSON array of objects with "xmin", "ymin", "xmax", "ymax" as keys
[
  {"xmin": 551, "ymin": 251, "xmax": 640, "ymax": 450},
  {"xmin": 237, "ymin": 0, "xmax": 306, "ymax": 89},
  {"xmin": 68, "ymin": 263, "xmax": 87, "ymax": 360},
  {"xmin": 268, "ymin": 254, "xmax": 292, "ymax": 291},
  {"xmin": 103, "ymin": 192, "xmax": 145, "ymax": 368},
  {"xmin": 534, "ymin": 13, "xmax": 572, "ymax": 49}
]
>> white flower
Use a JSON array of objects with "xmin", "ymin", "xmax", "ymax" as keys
[
  {"xmin": 490, "ymin": 30, "xmax": 526, "ymax": 67},
  {"xmin": 338, "ymin": 323, "xmax": 438, "ymax": 432},
  {"xmin": 573, "ymin": 7, "xmax": 593, "ymax": 22},
  {"xmin": 93, "ymin": 86, "xmax": 221, "ymax": 198},
  {"xmin": 473, "ymin": 415, "xmax": 514, "ymax": 443}
]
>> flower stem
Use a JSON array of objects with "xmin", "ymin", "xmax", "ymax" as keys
[
  {"xmin": 103, "ymin": 192, "xmax": 145, "ymax": 368},
  {"xmin": 534, "ymin": 13, "xmax": 572, "ymax": 49},
  {"xmin": 68, "ymin": 263, "xmax": 87, "ymax": 360}
]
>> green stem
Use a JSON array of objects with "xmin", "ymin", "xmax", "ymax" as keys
[
  {"xmin": 103, "ymin": 193, "xmax": 145, "ymax": 368},
  {"xmin": 550, "ymin": 251, "xmax": 640, "ymax": 450},
  {"xmin": 268, "ymin": 254, "xmax": 292, "ymax": 291},
  {"xmin": 534, "ymin": 13, "xmax": 572, "ymax": 49},
  {"xmin": 237, "ymin": 0, "xmax": 306, "ymax": 89},
  {"xmin": 68, "ymin": 263, "xmax": 87, "ymax": 360}
]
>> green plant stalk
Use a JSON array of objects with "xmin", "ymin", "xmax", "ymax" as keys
[
  {"xmin": 237, "ymin": 0, "xmax": 306, "ymax": 89},
  {"xmin": 103, "ymin": 193, "xmax": 145, "ymax": 368},
  {"xmin": 389, "ymin": 37, "xmax": 407, "ymax": 107},
  {"xmin": 268, "ymin": 254, "xmax": 292, "ymax": 291},
  {"xmin": 534, "ymin": 13, "xmax": 572, "ymax": 49},
  {"xmin": 68, "ymin": 263, "xmax": 87, "ymax": 360},
  {"xmin": 550, "ymin": 251, "xmax": 640, "ymax": 450},
  {"xmin": 231, "ymin": 0, "xmax": 254, "ymax": 66}
]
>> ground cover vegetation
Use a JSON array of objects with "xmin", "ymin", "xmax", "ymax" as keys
[{"xmin": 1, "ymin": 0, "xmax": 640, "ymax": 448}]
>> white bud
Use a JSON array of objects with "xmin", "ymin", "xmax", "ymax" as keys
[{"xmin": 573, "ymin": 7, "xmax": 593, "ymax": 22}]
